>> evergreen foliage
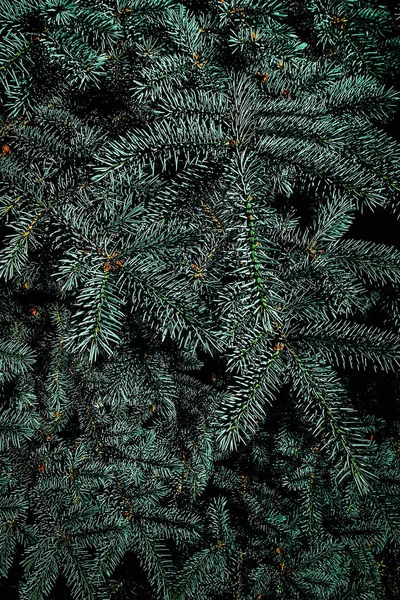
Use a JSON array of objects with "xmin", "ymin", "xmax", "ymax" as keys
[{"xmin": 1, "ymin": 1, "xmax": 400, "ymax": 599}]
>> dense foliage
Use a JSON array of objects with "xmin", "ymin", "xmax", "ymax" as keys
[{"xmin": 1, "ymin": 1, "xmax": 400, "ymax": 599}]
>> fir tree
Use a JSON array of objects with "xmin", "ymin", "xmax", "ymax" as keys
[{"xmin": 1, "ymin": 1, "xmax": 400, "ymax": 599}]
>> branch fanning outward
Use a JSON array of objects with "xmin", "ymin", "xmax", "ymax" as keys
[{"xmin": 289, "ymin": 350, "xmax": 377, "ymax": 494}]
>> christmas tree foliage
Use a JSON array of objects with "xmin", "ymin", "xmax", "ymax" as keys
[{"xmin": 1, "ymin": 0, "xmax": 400, "ymax": 598}]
